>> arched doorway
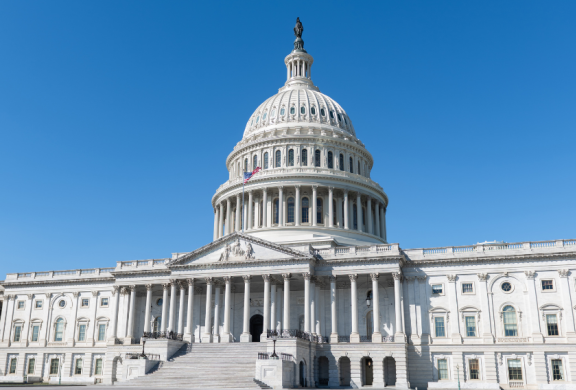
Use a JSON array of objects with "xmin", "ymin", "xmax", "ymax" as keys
[
  {"xmin": 318, "ymin": 356, "xmax": 329, "ymax": 386},
  {"xmin": 299, "ymin": 360, "xmax": 307, "ymax": 387},
  {"xmin": 250, "ymin": 314, "xmax": 263, "ymax": 342},
  {"xmin": 339, "ymin": 357, "xmax": 351, "ymax": 387},
  {"xmin": 384, "ymin": 357, "xmax": 396, "ymax": 386},
  {"xmin": 363, "ymin": 357, "xmax": 373, "ymax": 386}
]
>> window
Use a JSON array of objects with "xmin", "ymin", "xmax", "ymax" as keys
[
  {"xmin": 551, "ymin": 359, "xmax": 564, "ymax": 381},
  {"xmin": 327, "ymin": 151, "xmax": 333, "ymax": 169},
  {"xmin": 339, "ymin": 154, "xmax": 344, "ymax": 171},
  {"xmin": 349, "ymin": 157, "xmax": 353, "ymax": 173},
  {"xmin": 469, "ymin": 359, "xmax": 479, "ymax": 380},
  {"xmin": 503, "ymin": 306, "xmax": 518, "ymax": 337},
  {"xmin": 314, "ymin": 150, "xmax": 321, "ymax": 167},
  {"xmin": 302, "ymin": 197, "xmax": 309, "ymax": 223},
  {"xmin": 438, "ymin": 359, "xmax": 448, "ymax": 380},
  {"xmin": 288, "ymin": 149, "xmax": 294, "ymax": 166},
  {"xmin": 55, "ymin": 318, "xmax": 64, "ymax": 341},
  {"xmin": 98, "ymin": 324, "xmax": 106, "ymax": 341},
  {"xmin": 28, "ymin": 358, "xmax": 35, "ymax": 375},
  {"xmin": 17, "ymin": 301, "xmax": 25, "ymax": 309},
  {"xmin": 501, "ymin": 282, "xmax": 512, "ymax": 292},
  {"xmin": 343, "ymin": 116, "xmax": 347, "ymax": 124},
  {"xmin": 317, "ymin": 198, "xmax": 323, "ymax": 224},
  {"xmin": 311, "ymin": 107, "xmax": 316, "ymax": 115},
  {"xmin": 78, "ymin": 324, "xmax": 86, "ymax": 341},
  {"xmin": 50, "ymin": 359, "xmax": 59, "ymax": 375},
  {"xmin": 541, "ymin": 280, "xmax": 554, "ymax": 291},
  {"xmin": 14, "ymin": 325, "xmax": 22, "ymax": 342},
  {"xmin": 275, "ymin": 150, "xmax": 281, "ymax": 167},
  {"xmin": 280, "ymin": 107, "xmax": 285, "ymax": 116},
  {"xmin": 253, "ymin": 155, "xmax": 258, "ymax": 170},
  {"xmin": 271, "ymin": 109, "xmax": 276, "ymax": 117},
  {"xmin": 333, "ymin": 199, "xmax": 337, "ymax": 226},
  {"xmin": 329, "ymin": 110, "xmax": 334, "ymax": 119},
  {"xmin": 301, "ymin": 149, "xmax": 307, "ymax": 166},
  {"xmin": 94, "ymin": 358, "xmax": 103, "ymax": 375},
  {"xmin": 35, "ymin": 300, "xmax": 43, "ymax": 309},
  {"xmin": 357, "ymin": 161, "xmax": 361, "ymax": 176},
  {"xmin": 353, "ymin": 204, "xmax": 358, "ymax": 229},
  {"xmin": 256, "ymin": 115, "xmax": 259, "ymax": 123},
  {"xmin": 465, "ymin": 316, "xmax": 476, "ymax": 337},
  {"xmin": 156, "ymin": 298, "xmax": 163, "ymax": 306},
  {"xmin": 337, "ymin": 113, "xmax": 342, "ymax": 122},
  {"xmin": 546, "ymin": 314, "xmax": 559, "ymax": 336},
  {"xmin": 264, "ymin": 152, "xmax": 269, "ymax": 169},
  {"xmin": 508, "ymin": 359, "xmax": 522, "ymax": 380},
  {"xmin": 81, "ymin": 298, "xmax": 89, "ymax": 307},
  {"xmin": 31, "ymin": 325, "xmax": 39, "ymax": 342},
  {"xmin": 290, "ymin": 107, "xmax": 295, "ymax": 115},
  {"xmin": 462, "ymin": 283, "xmax": 474, "ymax": 293},
  {"xmin": 263, "ymin": 112, "xmax": 267, "ymax": 121},
  {"xmin": 300, "ymin": 106, "xmax": 305, "ymax": 114},
  {"xmin": 9, "ymin": 358, "xmax": 17, "ymax": 374},
  {"xmin": 432, "ymin": 284, "xmax": 443, "ymax": 295},
  {"xmin": 74, "ymin": 358, "xmax": 83, "ymax": 375},
  {"xmin": 274, "ymin": 199, "xmax": 279, "ymax": 224},
  {"xmin": 435, "ymin": 317, "xmax": 446, "ymax": 337},
  {"xmin": 287, "ymin": 197, "xmax": 295, "ymax": 223},
  {"xmin": 100, "ymin": 298, "xmax": 109, "ymax": 307},
  {"xmin": 244, "ymin": 158, "xmax": 248, "ymax": 172},
  {"xmin": 320, "ymin": 108, "xmax": 325, "ymax": 116}
]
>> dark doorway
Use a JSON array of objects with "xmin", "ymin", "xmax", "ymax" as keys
[
  {"xmin": 339, "ymin": 357, "xmax": 351, "ymax": 387},
  {"xmin": 250, "ymin": 314, "xmax": 263, "ymax": 342},
  {"xmin": 384, "ymin": 357, "xmax": 396, "ymax": 386},
  {"xmin": 299, "ymin": 361, "xmax": 307, "ymax": 387},
  {"xmin": 318, "ymin": 356, "xmax": 329, "ymax": 386},
  {"xmin": 363, "ymin": 357, "xmax": 373, "ymax": 386}
]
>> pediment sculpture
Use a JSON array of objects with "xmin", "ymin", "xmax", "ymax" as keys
[{"xmin": 218, "ymin": 238, "xmax": 255, "ymax": 261}]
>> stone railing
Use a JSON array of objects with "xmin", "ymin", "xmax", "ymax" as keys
[
  {"xmin": 142, "ymin": 331, "xmax": 182, "ymax": 341},
  {"xmin": 267, "ymin": 329, "xmax": 326, "ymax": 343},
  {"xmin": 116, "ymin": 259, "xmax": 168, "ymax": 270},
  {"xmin": 314, "ymin": 244, "xmax": 400, "ymax": 259},
  {"xmin": 7, "ymin": 267, "xmax": 116, "ymax": 281}
]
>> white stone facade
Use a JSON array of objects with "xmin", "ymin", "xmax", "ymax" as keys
[{"xmin": 1, "ymin": 22, "xmax": 575, "ymax": 390}]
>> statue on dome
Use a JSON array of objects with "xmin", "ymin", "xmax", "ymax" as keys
[{"xmin": 294, "ymin": 17, "xmax": 303, "ymax": 38}]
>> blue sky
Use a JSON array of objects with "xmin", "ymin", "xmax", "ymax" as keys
[{"xmin": 1, "ymin": 1, "xmax": 575, "ymax": 279}]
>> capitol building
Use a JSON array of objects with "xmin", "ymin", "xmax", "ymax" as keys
[{"xmin": 1, "ymin": 20, "xmax": 575, "ymax": 390}]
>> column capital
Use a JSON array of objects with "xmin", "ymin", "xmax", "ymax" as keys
[
  {"xmin": 178, "ymin": 280, "xmax": 186, "ymax": 290},
  {"xmin": 328, "ymin": 186, "xmax": 334, "ymax": 192},
  {"xmin": 162, "ymin": 283, "xmax": 170, "ymax": 290},
  {"xmin": 73, "ymin": 291, "xmax": 79, "ymax": 298},
  {"xmin": 243, "ymin": 275, "xmax": 252, "ymax": 282},
  {"xmin": 278, "ymin": 185, "xmax": 284, "ymax": 190},
  {"xmin": 524, "ymin": 271, "xmax": 535, "ymax": 280},
  {"xmin": 186, "ymin": 278, "xmax": 195, "ymax": 286},
  {"xmin": 343, "ymin": 189, "xmax": 348, "ymax": 195},
  {"xmin": 447, "ymin": 274, "xmax": 457, "ymax": 283},
  {"xmin": 417, "ymin": 275, "xmax": 428, "ymax": 282},
  {"xmin": 558, "ymin": 269, "xmax": 569, "ymax": 278},
  {"xmin": 223, "ymin": 276, "xmax": 232, "ymax": 283},
  {"xmin": 302, "ymin": 273, "xmax": 312, "ymax": 281},
  {"xmin": 112, "ymin": 286, "xmax": 119, "ymax": 296},
  {"xmin": 120, "ymin": 287, "xmax": 129, "ymax": 295},
  {"xmin": 92, "ymin": 290, "xmax": 99, "ymax": 297},
  {"xmin": 145, "ymin": 284, "xmax": 153, "ymax": 291},
  {"xmin": 205, "ymin": 277, "xmax": 213, "ymax": 285},
  {"xmin": 370, "ymin": 273, "xmax": 379, "ymax": 281},
  {"xmin": 477, "ymin": 273, "xmax": 489, "ymax": 281},
  {"xmin": 169, "ymin": 278, "xmax": 178, "ymax": 285},
  {"xmin": 392, "ymin": 272, "xmax": 402, "ymax": 281},
  {"xmin": 262, "ymin": 187, "xmax": 267, "ymax": 194},
  {"xmin": 262, "ymin": 274, "xmax": 271, "ymax": 282},
  {"xmin": 329, "ymin": 276, "xmax": 337, "ymax": 283},
  {"xmin": 282, "ymin": 273, "xmax": 292, "ymax": 280},
  {"xmin": 349, "ymin": 274, "xmax": 358, "ymax": 282},
  {"xmin": 312, "ymin": 185, "xmax": 318, "ymax": 190},
  {"xmin": 295, "ymin": 184, "xmax": 301, "ymax": 189}
]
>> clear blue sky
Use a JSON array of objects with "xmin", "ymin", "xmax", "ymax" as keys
[{"xmin": 1, "ymin": 1, "xmax": 575, "ymax": 279}]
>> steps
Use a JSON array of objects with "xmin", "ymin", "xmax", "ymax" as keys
[{"xmin": 121, "ymin": 343, "xmax": 267, "ymax": 388}]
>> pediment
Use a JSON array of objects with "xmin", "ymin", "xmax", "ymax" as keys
[{"xmin": 168, "ymin": 232, "xmax": 314, "ymax": 267}]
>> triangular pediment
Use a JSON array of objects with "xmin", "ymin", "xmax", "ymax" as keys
[{"xmin": 168, "ymin": 232, "xmax": 314, "ymax": 267}]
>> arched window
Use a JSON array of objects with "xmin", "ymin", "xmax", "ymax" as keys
[
  {"xmin": 275, "ymin": 150, "xmax": 281, "ymax": 167},
  {"xmin": 327, "ymin": 152, "xmax": 333, "ymax": 169},
  {"xmin": 264, "ymin": 152, "xmax": 269, "ymax": 169},
  {"xmin": 274, "ymin": 199, "xmax": 279, "ymax": 224},
  {"xmin": 320, "ymin": 108, "xmax": 326, "ymax": 117},
  {"xmin": 300, "ymin": 106, "xmax": 306, "ymax": 115},
  {"xmin": 314, "ymin": 150, "xmax": 321, "ymax": 167},
  {"xmin": 330, "ymin": 110, "xmax": 334, "ymax": 119},
  {"xmin": 253, "ymin": 155, "xmax": 258, "ymax": 170},
  {"xmin": 302, "ymin": 197, "xmax": 309, "ymax": 223},
  {"xmin": 333, "ymin": 199, "xmax": 337, "ymax": 226},
  {"xmin": 339, "ymin": 153, "xmax": 344, "ymax": 171},
  {"xmin": 503, "ymin": 306, "xmax": 518, "ymax": 337},
  {"xmin": 302, "ymin": 149, "xmax": 308, "ymax": 166},
  {"xmin": 366, "ymin": 310, "xmax": 373, "ymax": 336},
  {"xmin": 357, "ymin": 161, "xmax": 361, "ymax": 176},
  {"xmin": 349, "ymin": 157, "xmax": 354, "ymax": 173},
  {"xmin": 317, "ymin": 198, "xmax": 323, "ymax": 224},
  {"xmin": 55, "ymin": 318, "xmax": 64, "ymax": 342},
  {"xmin": 244, "ymin": 158, "xmax": 248, "ymax": 172},
  {"xmin": 288, "ymin": 149, "xmax": 294, "ymax": 166},
  {"xmin": 290, "ymin": 107, "xmax": 295, "ymax": 115},
  {"xmin": 353, "ymin": 204, "xmax": 358, "ymax": 230},
  {"xmin": 280, "ymin": 107, "xmax": 285, "ymax": 116},
  {"xmin": 153, "ymin": 317, "xmax": 161, "ymax": 333},
  {"xmin": 287, "ymin": 197, "xmax": 295, "ymax": 223},
  {"xmin": 311, "ymin": 107, "xmax": 316, "ymax": 115}
]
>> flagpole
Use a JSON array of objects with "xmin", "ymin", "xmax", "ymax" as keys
[{"xmin": 242, "ymin": 181, "xmax": 245, "ymax": 233}]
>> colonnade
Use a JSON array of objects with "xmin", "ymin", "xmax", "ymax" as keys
[{"xmin": 213, "ymin": 186, "xmax": 387, "ymax": 242}]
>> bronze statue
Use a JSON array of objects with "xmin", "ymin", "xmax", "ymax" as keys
[{"xmin": 294, "ymin": 17, "xmax": 303, "ymax": 38}]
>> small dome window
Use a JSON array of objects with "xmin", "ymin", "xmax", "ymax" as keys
[
  {"xmin": 311, "ymin": 107, "xmax": 316, "ymax": 115},
  {"xmin": 343, "ymin": 116, "xmax": 347, "ymax": 124},
  {"xmin": 280, "ymin": 108, "xmax": 285, "ymax": 116},
  {"xmin": 251, "ymin": 119, "xmax": 254, "ymax": 126},
  {"xmin": 263, "ymin": 112, "xmax": 267, "ymax": 120},
  {"xmin": 301, "ymin": 106, "xmax": 306, "ymax": 115},
  {"xmin": 156, "ymin": 298, "xmax": 163, "ymax": 306},
  {"xmin": 501, "ymin": 282, "xmax": 512, "ymax": 292},
  {"xmin": 290, "ymin": 107, "xmax": 295, "ymax": 115},
  {"xmin": 320, "ymin": 108, "xmax": 326, "ymax": 116},
  {"xmin": 271, "ymin": 109, "xmax": 276, "ymax": 117},
  {"xmin": 256, "ymin": 116, "xmax": 260, "ymax": 123},
  {"xmin": 337, "ymin": 113, "xmax": 342, "ymax": 122},
  {"xmin": 329, "ymin": 111, "xmax": 334, "ymax": 119},
  {"xmin": 59, "ymin": 300, "xmax": 66, "ymax": 308}
]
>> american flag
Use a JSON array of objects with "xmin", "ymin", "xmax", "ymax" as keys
[{"xmin": 243, "ymin": 167, "xmax": 261, "ymax": 184}]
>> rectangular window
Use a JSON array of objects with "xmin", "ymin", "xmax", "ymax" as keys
[
  {"xmin": 435, "ymin": 317, "xmax": 445, "ymax": 337},
  {"xmin": 31, "ymin": 325, "xmax": 39, "ymax": 342},
  {"xmin": 551, "ymin": 359, "xmax": 564, "ymax": 381},
  {"xmin": 438, "ymin": 359, "xmax": 448, "ymax": 380},
  {"xmin": 432, "ymin": 284, "xmax": 443, "ymax": 295},
  {"xmin": 462, "ymin": 283, "xmax": 474, "ymax": 293},
  {"xmin": 508, "ymin": 359, "xmax": 523, "ymax": 380},
  {"xmin": 541, "ymin": 280, "xmax": 554, "ymax": 290},
  {"xmin": 14, "ymin": 326, "xmax": 22, "ymax": 342},
  {"xmin": 50, "ymin": 359, "xmax": 59, "ymax": 375},
  {"xmin": 9, "ymin": 358, "xmax": 17, "ymax": 374},
  {"xmin": 28, "ymin": 358, "xmax": 35, "ymax": 375},
  {"xmin": 465, "ymin": 316, "xmax": 476, "ymax": 337},
  {"xmin": 100, "ymin": 298, "xmax": 109, "ymax": 307},
  {"xmin": 35, "ymin": 300, "xmax": 43, "ymax": 309},
  {"xmin": 469, "ymin": 359, "xmax": 480, "ymax": 380},
  {"xmin": 98, "ymin": 324, "xmax": 106, "ymax": 341},
  {"xmin": 95, "ymin": 358, "xmax": 103, "ymax": 375},
  {"xmin": 546, "ymin": 314, "xmax": 559, "ymax": 336},
  {"xmin": 78, "ymin": 324, "xmax": 86, "ymax": 341},
  {"xmin": 75, "ymin": 359, "xmax": 83, "ymax": 375},
  {"xmin": 81, "ymin": 298, "xmax": 89, "ymax": 307},
  {"xmin": 17, "ymin": 301, "xmax": 25, "ymax": 309}
]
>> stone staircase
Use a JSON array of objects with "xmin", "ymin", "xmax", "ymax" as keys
[{"xmin": 121, "ymin": 343, "xmax": 268, "ymax": 388}]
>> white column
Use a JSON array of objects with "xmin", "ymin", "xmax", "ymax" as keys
[
  {"xmin": 315, "ymin": 283, "xmax": 321, "ymax": 336},
  {"xmin": 218, "ymin": 203, "xmax": 224, "ymax": 238},
  {"xmin": 304, "ymin": 273, "xmax": 311, "ymax": 333},
  {"xmin": 447, "ymin": 275, "xmax": 462, "ymax": 343},
  {"xmin": 247, "ymin": 191, "xmax": 253, "ymax": 230},
  {"xmin": 168, "ymin": 281, "xmax": 177, "ymax": 334},
  {"xmin": 371, "ymin": 273, "xmax": 381, "ymax": 342},
  {"xmin": 108, "ymin": 287, "xmax": 120, "ymax": 342},
  {"xmin": 349, "ymin": 275, "xmax": 360, "ymax": 342},
  {"xmin": 270, "ymin": 284, "xmax": 277, "ymax": 331},
  {"xmin": 558, "ymin": 270, "xmax": 576, "ymax": 340},
  {"xmin": 278, "ymin": 187, "xmax": 284, "ymax": 226},
  {"xmin": 185, "ymin": 279, "xmax": 194, "ymax": 342},
  {"xmin": 213, "ymin": 208, "xmax": 219, "ymax": 240},
  {"xmin": 241, "ymin": 276, "xmax": 252, "ymax": 342},
  {"xmin": 235, "ymin": 195, "xmax": 241, "ymax": 231},
  {"xmin": 356, "ymin": 193, "xmax": 363, "ymax": 232},
  {"xmin": 295, "ymin": 186, "xmax": 301, "ymax": 226},
  {"xmin": 381, "ymin": 207, "xmax": 387, "ymax": 241},
  {"xmin": 393, "ymin": 273, "xmax": 404, "ymax": 340},
  {"xmin": 161, "ymin": 283, "xmax": 169, "ymax": 334},
  {"xmin": 283, "ymin": 274, "xmax": 291, "ymax": 330},
  {"xmin": 126, "ymin": 286, "xmax": 136, "ymax": 339},
  {"xmin": 262, "ymin": 275, "xmax": 270, "ymax": 341},
  {"xmin": 310, "ymin": 278, "xmax": 316, "ymax": 335},
  {"xmin": 312, "ymin": 186, "xmax": 317, "ymax": 226},
  {"xmin": 328, "ymin": 187, "xmax": 334, "ymax": 227},
  {"xmin": 262, "ymin": 189, "xmax": 268, "ymax": 228},
  {"xmin": 336, "ymin": 197, "xmax": 343, "ymax": 228},
  {"xmin": 343, "ymin": 190, "xmax": 349, "ymax": 229},
  {"xmin": 367, "ymin": 197, "xmax": 373, "ymax": 234},
  {"xmin": 222, "ymin": 277, "xmax": 233, "ymax": 342},
  {"xmin": 330, "ymin": 277, "xmax": 338, "ymax": 342},
  {"xmin": 202, "ymin": 278, "xmax": 213, "ymax": 343},
  {"xmin": 213, "ymin": 284, "xmax": 221, "ymax": 342},
  {"xmin": 374, "ymin": 202, "xmax": 381, "ymax": 238},
  {"xmin": 177, "ymin": 282, "xmax": 185, "ymax": 336},
  {"xmin": 143, "ymin": 284, "xmax": 153, "ymax": 334},
  {"xmin": 225, "ymin": 198, "xmax": 231, "ymax": 235}
]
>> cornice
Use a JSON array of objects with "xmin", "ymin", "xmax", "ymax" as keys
[
  {"xmin": 111, "ymin": 269, "xmax": 172, "ymax": 277},
  {"xmin": 1, "ymin": 276, "xmax": 115, "ymax": 288},
  {"xmin": 316, "ymin": 256, "xmax": 405, "ymax": 268},
  {"xmin": 403, "ymin": 250, "xmax": 576, "ymax": 267},
  {"xmin": 170, "ymin": 257, "xmax": 315, "ymax": 271}
]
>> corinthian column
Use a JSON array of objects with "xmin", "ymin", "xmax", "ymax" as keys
[
  {"xmin": 295, "ymin": 186, "xmax": 301, "ymax": 226},
  {"xmin": 213, "ymin": 208, "xmax": 219, "ymax": 240},
  {"xmin": 330, "ymin": 277, "xmax": 338, "ymax": 343},
  {"xmin": 262, "ymin": 189, "xmax": 268, "ymax": 228},
  {"xmin": 225, "ymin": 198, "xmax": 231, "ymax": 235},
  {"xmin": 126, "ymin": 286, "xmax": 136, "ymax": 341},
  {"xmin": 357, "ymin": 193, "xmax": 363, "ymax": 232},
  {"xmin": 247, "ymin": 191, "xmax": 254, "ymax": 230},
  {"xmin": 349, "ymin": 275, "xmax": 360, "ymax": 342},
  {"xmin": 213, "ymin": 283, "xmax": 221, "ymax": 342},
  {"xmin": 343, "ymin": 190, "xmax": 349, "ymax": 229},
  {"xmin": 168, "ymin": 280, "xmax": 177, "ymax": 334},
  {"xmin": 235, "ymin": 194, "xmax": 241, "ymax": 231},
  {"xmin": 374, "ymin": 202, "xmax": 381, "ymax": 237},
  {"xmin": 312, "ymin": 186, "xmax": 317, "ymax": 227},
  {"xmin": 371, "ymin": 273, "xmax": 381, "ymax": 342},
  {"xmin": 161, "ymin": 283, "xmax": 169, "ymax": 335},
  {"xmin": 283, "ymin": 274, "xmax": 291, "ymax": 330},
  {"xmin": 367, "ymin": 197, "xmax": 373, "ymax": 234},
  {"xmin": 262, "ymin": 275, "xmax": 270, "ymax": 342},
  {"xmin": 218, "ymin": 203, "xmax": 224, "ymax": 238},
  {"xmin": 240, "ymin": 276, "xmax": 252, "ymax": 342},
  {"xmin": 185, "ymin": 279, "xmax": 194, "ymax": 343},
  {"xmin": 393, "ymin": 272, "xmax": 404, "ymax": 341},
  {"xmin": 328, "ymin": 187, "xmax": 334, "ymax": 227},
  {"xmin": 143, "ymin": 284, "xmax": 152, "ymax": 335},
  {"xmin": 279, "ymin": 186, "xmax": 284, "ymax": 226},
  {"xmin": 202, "ymin": 278, "xmax": 213, "ymax": 343},
  {"xmin": 303, "ymin": 273, "xmax": 311, "ymax": 333},
  {"xmin": 222, "ymin": 277, "xmax": 233, "ymax": 343},
  {"xmin": 177, "ymin": 282, "xmax": 185, "ymax": 337}
]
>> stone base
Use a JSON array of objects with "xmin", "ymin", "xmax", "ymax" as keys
[
  {"xmin": 144, "ymin": 339, "xmax": 186, "ymax": 361},
  {"xmin": 330, "ymin": 333, "xmax": 339, "ymax": 343},
  {"xmin": 201, "ymin": 333, "xmax": 212, "ymax": 343},
  {"xmin": 212, "ymin": 334, "xmax": 220, "ymax": 343},
  {"xmin": 372, "ymin": 332, "xmax": 382, "ymax": 343},
  {"xmin": 240, "ymin": 333, "xmax": 252, "ymax": 342},
  {"xmin": 255, "ymin": 359, "xmax": 295, "ymax": 388},
  {"xmin": 350, "ymin": 332, "xmax": 360, "ymax": 343},
  {"xmin": 0, "ymin": 376, "xmax": 24, "ymax": 383},
  {"xmin": 221, "ymin": 333, "xmax": 234, "ymax": 343},
  {"xmin": 538, "ymin": 385, "xmax": 576, "ymax": 390},
  {"xmin": 123, "ymin": 337, "xmax": 134, "ymax": 345},
  {"xmin": 49, "ymin": 376, "xmax": 96, "ymax": 385},
  {"xmin": 429, "ymin": 381, "xmax": 500, "ymax": 389}
]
